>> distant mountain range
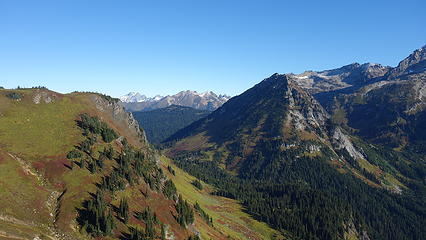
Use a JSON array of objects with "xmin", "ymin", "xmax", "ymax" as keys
[
  {"xmin": 120, "ymin": 90, "xmax": 230, "ymax": 111},
  {"xmin": 119, "ymin": 92, "xmax": 163, "ymax": 103}
]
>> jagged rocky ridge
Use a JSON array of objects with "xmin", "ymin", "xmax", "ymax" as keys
[{"xmin": 289, "ymin": 45, "xmax": 426, "ymax": 95}]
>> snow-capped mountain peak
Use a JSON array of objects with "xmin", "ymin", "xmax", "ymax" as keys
[{"xmin": 119, "ymin": 92, "xmax": 164, "ymax": 103}]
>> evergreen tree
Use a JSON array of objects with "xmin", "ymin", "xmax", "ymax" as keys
[
  {"xmin": 161, "ymin": 223, "xmax": 166, "ymax": 240},
  {"xmin": 119, "ymin": 197, "xmax": 129, "ymax": 223},
  {"xmin": 191, "ymin": 179, "xmax": 203, "ymax": 190},
  {"xmin": 104, "ymin": 209, "xmax": 115, "ymax": 235},
  {"xmin": 176, "ymin": 195, "xmax": 194, "ymax": 227},
  {"xmin": 163, "ymin": 180, "xmax": 177, "ymax": 200}
]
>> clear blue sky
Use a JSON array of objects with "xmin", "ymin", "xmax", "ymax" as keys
[{"xmin": 1, "ymin": 0, "xmax": 425, "ymax": 97}]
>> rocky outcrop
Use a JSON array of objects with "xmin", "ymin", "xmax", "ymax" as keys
[
  {"xmin": 91, "ymin": 94, "xmax": 148, "ymax": 143},
  {"xmin": 406, "ymin": 79, "xmax": 426, "ymax": 114},
  {"xmin": 286, "ymin": 81, "xmax": 330, "ymax": 128},
  {"xmin": 285, "ymin": 80, "xmax": 330, "ymax": 142},
  {"xmin": 344, "ymin": 219, "xmax": 371, "ymax": 240},
  {"xmin": 33, "ymin": 90, "xmax": 57, "ymax": 104},
  {"xmin": 332, "ymin": 127, "xmax": 365, "ymax": 160}
]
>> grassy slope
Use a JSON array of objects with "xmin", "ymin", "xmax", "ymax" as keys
[
  {"xmin": 0, "ymin": 89, "xmax": 88, "ymax": 239},
  {"xmin": 0, "ymin": 151, "xmax": 54, "ymax": 240},
  {"xmin": 0, "ymin": 89, "xmax": 281, "ymax": 240}
]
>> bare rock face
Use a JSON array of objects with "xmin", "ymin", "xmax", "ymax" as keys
[
  {"xmin": 406, "ymin": 78, "xmax": 426, "ymax": 114},
  {"xmin": 332, "ymin": 127, "xmax": 365, "ymax": 160},
  {"xmin": 33, "ymin": 90, "xmax": 57, "ymax": 104},
  {"xmin": 285, "ymin": 80, "xmax": 329, "ymax": 139},
  {"xmin": 344, "ymin": 219, "xmax": 371, "ymax": 240},
  {"xmin": 91, "ymin": 94, "xmax": 147, "ymax": 143}
]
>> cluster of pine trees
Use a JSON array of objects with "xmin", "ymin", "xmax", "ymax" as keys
[
  {"xmin": 77, "ymin": 144, "xmax": 169, "ymax": 237},
  {"xmin": 78, "ymin": 190, "xmax": 115, "ymax": 236},
  {"xmin": 194, "ymin": 202, "xmax": 213, "ymax": 226},
  {"xmin": 135, "ymin": 207, "xmax": 159, "ymax": 238},
  {"xmin": 163, "ymin": 179, "xmax": 177, "ymax": 200},
  {"xmin": 191, "ymin": 179, "xmax": 203, "ymax": 190},
  {"xmin": 6, "ymin": 92, "xmax": 22, "ymax": 100},
  {"xmin": 176, "ymin": 195, "xmax": 194, "ymax": 227},
  {"xmin": 78, "ymin": 113, "xmax": 118, "ymax": 142},
  {"xmin": 167, "ymin": 165, "xmax": 176, "ymax": 175}
]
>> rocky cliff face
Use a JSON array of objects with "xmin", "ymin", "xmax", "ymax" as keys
[
  {"xmin": 285, "ymin": 80, "xmax": 329, "ymax": 133},
  {"xmin": 91, "ymin": 94, "xmax": 148, "ymax": 143},
  {"xmin": 332, "ymin": 127, "xmax": 365, "ymax": 160}
]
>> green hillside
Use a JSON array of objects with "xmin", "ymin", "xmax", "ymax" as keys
[{"xmin": 0, "ymin": 88, "xmax": 282, "ymax": 240}]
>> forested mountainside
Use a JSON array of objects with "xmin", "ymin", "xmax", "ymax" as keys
[
  {"xmin": 0, "ymin": 88, "xmax": 282, "ymax": 240},
  {"xmin": 165, "ymin": 46, "xmax": 426, "ymax": 240},
  {"xmin": 132, "ymin": 105, "xmax": 210, "ymax": 144}
]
